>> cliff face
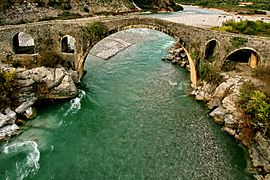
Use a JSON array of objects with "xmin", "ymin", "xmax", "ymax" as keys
[
  {"xmin": 0, "ymin": 0, "xmax": 180, "ymax": 12},
  {"xmin": 0, "ymin": 0, "xmax": 135, "ymax": 25},
  {"xmin": 0, "ymin": 0, "xmax": 133, "ymax": 12},
  {"xmin": 0, "ymin": 0, "xmax": 183, "ymax": 25}
]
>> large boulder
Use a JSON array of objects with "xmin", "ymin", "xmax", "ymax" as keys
[
  {"xmin": 0, "ymin": 108, "xmax": 17, "ymax": 128},
  {"xmin": 17, "ymin": 66, "xmax": 78, "ymax": 100},
  {"xmin": 209, "ymin": 106, "xmax": 225, "ymax": 124},
  {"xmin": 0, "ymin": 113, "xmax": 13, "ymax": 128},
  {"xmin": 191, "ymin": 81, "xmax": 214, "ymax": 101},
  {"xmin": 222, "ymin": 94, "xmax": 239, "ymax": 114},
  {"xmin": 207, "ymin": 82, "xmax": 233, "ymax": 109},
  {"xmin": 0, "ymin": 124, "xmax": 20, "ymax": 141},
  {"xmin": 224, "ymin": 114, "xmax": 238, "ymax": 129},
  {"xmin": 15, "ymin": 98, "xmax": 37, "ymax": 115},
  {"xmin": 250, "ymin": 132, "xmax": 270, "ymax": 173}
]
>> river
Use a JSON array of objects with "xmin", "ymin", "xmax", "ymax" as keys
[
  {"xmin": 0, "ymin": 28, "xmax": 253, "ymax": 180},
  {"xmin": 0, "ymin": 6, "xmax": 254, "ymax": 180}
]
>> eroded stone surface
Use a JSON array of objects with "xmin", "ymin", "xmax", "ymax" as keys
[{"xmin": 0, "ymin": 65, "xmax": 78, "ymax": 141}]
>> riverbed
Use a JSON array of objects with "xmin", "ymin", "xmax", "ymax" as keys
[{"xmin": 147, "ymin": 5, "xmax": 270, "ymax": 28}]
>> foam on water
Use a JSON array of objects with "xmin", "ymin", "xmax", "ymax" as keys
[
  {"xmin": 3, "ymin": 141, "xmax": 40, "ymax": 180},
  {"xmin": 168, "ymin": 80, "xmax": 177, "ymax": 86},
  {"xmin": 64, "ymin": 89, "xmax": 86, "ymax": 116}
]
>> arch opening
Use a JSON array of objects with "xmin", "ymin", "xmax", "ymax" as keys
[
  {"xmin": 61, "ymin": 35, "xmax": 75, "ymax": 53},
  {"xmin": 204, "ymin": 39, "xmax": 218, "ymax": 60},
  {"xmin": 13, "ymin": 32, "xmax": 35, "ymax": 54},
  {"xmin": 78, "ymin": 27, "xmax": 197, "ymax": 86},
  {"xmin": 224, "ymin": 48, "xmax": 260, "ymax": 68}
]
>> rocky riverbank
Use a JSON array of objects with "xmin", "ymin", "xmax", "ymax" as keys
[
  {"xmin": 0, "ymin": 65, "xmax": 78, "ymax": 142},
  {"xmin": 192, "ymin": 77, "xmax": 270, "ymax": 180},
  {"xmin": 165, "ymin": 42, "xmax": 270, "ymax": 180}
]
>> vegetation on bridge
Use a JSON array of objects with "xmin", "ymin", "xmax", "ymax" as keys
[
  {"xmin": 212, "ymin": 20, "xmax": 270, "ymax": 37},
  {"xmin": 84, "ymin": 21, "xmax": 108, "ymax": 40}
]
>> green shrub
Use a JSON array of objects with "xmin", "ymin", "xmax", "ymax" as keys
[
  {"xmin": 0, "ymin": 69, "xmax": 18, "ymax": 109},
  {"xmin": 38, "ymin": 51, "xmax": 68, "ymax": 68},
  {"xmin": 57, "ymin": 11, "xmax": 82, "ymax": 20},
  {"xmin": 211, "ymin": 26, "xmax": 237, "ymax": 33},
  {"xmin": 239, "ymin": 81, "xmax": 270, "ymax": 128},
  {"xmin": 239, "ymin": 81, "xmax": 257, "ymax": 105},
  {"xmin": 230, "ymin": 37, "xmax": 248, "ymax": 47},
  {"xmin": 174, "ymin": 0, "xmax": 270, "ymax": 11},
  {"xmin": 221, "ymin": 61, "xmax": 236, "ymax": 72},
  {"xmin": 84, "ymin": 21, "xmax": 108, "ymax": 40},
  {"xmin": 246, "ymin": 90, "xmax": 270, "ymax": 124},
  {"xmin": 213, "ymin": 19, "xmax": 270, "ymax": 37},
  {"xmin": 199, "ymin": 61, "xmax": 223, "ymax": 85},
  {"xmin": 0, "ymin": 69, "xmax": 16, "ymax": 91}
]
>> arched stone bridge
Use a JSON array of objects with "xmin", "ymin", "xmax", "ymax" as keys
[{"xmin": 0, "ymin": 15, "xmax": 270, "ymax": 86}]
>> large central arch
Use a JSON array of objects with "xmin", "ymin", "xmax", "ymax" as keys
[{"xmin": 77, "ymin": 24, "xmax": 197, "ymax": 86}]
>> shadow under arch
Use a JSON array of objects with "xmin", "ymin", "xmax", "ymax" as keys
[
  {"xmin": 12, "ymin": 32, "xmax": 35, "ymax": 54},
  {"xmin": 61, "ymin": 35, "xmax": 75, "ymax": 53},
  {"xmin": 204, "ymin": 38, "xmax": 220, "ymax": 61},
  {"xmin": 223, "ymin": 47, "xmax": 261, "ymax": 69}
]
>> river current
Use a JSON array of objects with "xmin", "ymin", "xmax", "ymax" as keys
[{"xmin": 0, "ymin": 28, "xmax": 253, "ymax": 179}]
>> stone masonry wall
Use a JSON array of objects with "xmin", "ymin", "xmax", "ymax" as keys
[{"xmin": 0, "ymin": 16, "xmax": 270, "ymax": 77}]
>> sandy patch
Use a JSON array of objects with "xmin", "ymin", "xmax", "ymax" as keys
[
  {"xmin": 160, "ymin": 13, "xmax": 270, "ymax": 28},
  {"xmin": 90, "ymin": 38, "xmax": 131, "ymax": 60}
]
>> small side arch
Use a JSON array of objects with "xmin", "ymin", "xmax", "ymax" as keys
[
  {"xmin": 223, "ymin": 47, "xmax": 261, "ymax": 68},
  {"xmin": 61, "ymin": 35, "xmax": 75, "ymax": 53},
  {"xmin": 13, "ymin": 32, "xmax": 35, "ymax": 54},
  {"xmin": 204, "ymin": 39, "xmax": 220, "ymax": 60}
]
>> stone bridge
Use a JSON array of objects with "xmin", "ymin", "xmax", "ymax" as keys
[{"xmin": 0, "ymin": 15, "xmax": 270, "ymax": 86}]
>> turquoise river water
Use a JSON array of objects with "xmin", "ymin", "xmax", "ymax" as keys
[{"xmin": 0, "ymin": 29, "xmax": 253, "ymax": 179}]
